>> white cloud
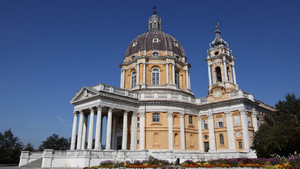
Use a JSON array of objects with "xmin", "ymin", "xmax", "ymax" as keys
[{"xmin": 57, "ymin": 116, "xmax": 64, "ymax": 122}]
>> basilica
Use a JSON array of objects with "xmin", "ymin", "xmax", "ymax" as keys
[{"xmin": 19, "ymin": 8, "xmax": 274, "ymax": 168}]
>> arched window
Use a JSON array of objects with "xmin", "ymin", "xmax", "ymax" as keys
[
  {"xmin": 216, "ymin": 67, "xmax": 222, "ymax": 82},
  {"xmin": 131, "ymin": 70, "xmax": 136, "ymax": 88},
  {"xmin": 227, "ymin": 66, "xmax": 230, "ymax": 81},
  {"xmin": 152, "ymin": 67, "xmax": 160, "ymax": 85},
  {"xmin": 152, "ymin": 52, "xmax": 159, "ymax": 56},
  {"xmin": 220, "ymin": 134, "xmax": 224, "ymax": 145},
  {"xmin": 175, "ymin": 71, "xmax": 180, "ymax": 87},
  {"xmin": 131, "ymin": 55, "xmax": 135, "ymax": 60}
]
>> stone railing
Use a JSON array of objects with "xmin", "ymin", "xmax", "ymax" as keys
[
  {"xmin": 93, "ymin": 83, "xmax": 139, "ymax": 99},
  {"xmin": 230, "ymin": 90, "xmax": 254, "ymax": 101},
  {"xmin": 140, "ymin": 92, "xmax": 207, "ymax": 105}
]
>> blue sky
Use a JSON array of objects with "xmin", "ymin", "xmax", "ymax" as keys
[{"xmin": 0, "ymin": 0, "xmax": 299, "ymax": 148}]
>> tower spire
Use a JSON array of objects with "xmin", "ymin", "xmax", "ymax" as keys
[
  {"xmin": 153, "ymin": 6, "xmax": 157, "ymax": 15},
  {"xmin": 148, "ymin": 6, "xmax": 161, "ymax": 31},
  {"xmin": 210, "ymin": 22, "xmax": 228, "ymax": 48}
]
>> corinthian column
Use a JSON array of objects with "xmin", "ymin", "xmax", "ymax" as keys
[
  {"xmin": 122, "ymin": 111, "xmax": 128, "ymax": 150},
  {"xmin": 94, "ymin": 106, "xmax": 102, "ymax": 150},
  {"xmin": 105, "ymin": 107, "xmax": 113, "ymax": 150},
  {"xmin": 130, "ymin": 112, "xmax": 138, "ymax": 150},
  {"xmin": 76, "ymin": 111, "xmax": 84, "ymax": 150},
  {"xmin": 70, "ymin": 111, "xmax": 78, "ymax": 150},
  {"xmin": 81, "ymin": 114, "xmax": 88, "ymax": 149},
  {"xmin": 87, "ymin": 108, "xmax": 95, "ymax": 149}
]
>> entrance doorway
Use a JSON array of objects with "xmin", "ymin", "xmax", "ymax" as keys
[
  {"xmin": 204, "ymin": 142, "xmax": 209, "ymax": 152},
  {"xmin": 117, "ymin": 136, "xmax": 122, "ymax": 150}
]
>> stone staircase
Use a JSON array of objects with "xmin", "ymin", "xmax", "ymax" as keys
[{"xmin": 20, "ymin": 158, "xmax": 42, "ymax": 169}]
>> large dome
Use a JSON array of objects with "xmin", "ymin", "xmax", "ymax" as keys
[{"xmin": 125, "ymin": 30, "xmax": 186, "ymax": 58}]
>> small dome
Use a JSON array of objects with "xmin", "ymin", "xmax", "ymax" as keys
[{"xmin": 125, "ymin": 30, "xmax": 186, "ymax": 58}]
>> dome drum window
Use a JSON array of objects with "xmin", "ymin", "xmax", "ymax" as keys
[
  {"xmin": 151, "ymin": 67, "xmax": 160, "ymax": 85},
  {"xmin": 152, "ymin": 38, "xmax": 160, "ymax": 43},
  {"xmin": 152, "ymin": 52, "xmax": 159, "ymax": 56},
  {"xmin": 132, "ymin": 42, "xmax": 137, "ymax": 47},
  {"xmin": 131, "ymin": 70, "xmax": 136, "ymax": 88},
  {"xmin": 131, "ymin": 55, "xmax": 135, "ymax": 60},
  {"xmin": 174, "ymin": 42, "xmax": 179, "ymax": 47}
]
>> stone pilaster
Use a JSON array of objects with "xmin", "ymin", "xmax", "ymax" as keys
[
  {"xmin": 225, "ymin": 111, "xmax": 235, "ymax": 151},
  {"xmin": 197, "ymin": 114, "xmax": 204, "ymax": 152},
  {"xmin": 252, "ymin": 108, "xmax": 258, "ymax": 132},
  {"xmin": 168, "ymin": 111, "xmax": 173, "ymax": 151},
  {"xmin": 139, "ymin": 111, "xmax": 145, "ymax": 150},
  {"xmin": 180, "ymin": 112, "xmax": 185, "ymax": 150},
  {"xmin": 208, "ymin": 113, "xmax": 216, "ymax": 152},
  {"xmin": 240, "ymin": 109, "xmax": 250, "ymax": 152}
]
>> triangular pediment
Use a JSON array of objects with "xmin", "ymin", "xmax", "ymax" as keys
[{"xmin": 70, "ymin": 87, "xmax": 99, "ymax": 103}]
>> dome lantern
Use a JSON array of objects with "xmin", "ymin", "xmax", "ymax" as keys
[{"xmin": 148, "ymin": 6, "xmax": 161, "ymax": 31}]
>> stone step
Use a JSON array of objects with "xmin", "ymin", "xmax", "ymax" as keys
[{"xmin": 20, "ymin": 158, "xmax": 42, "ymax": 168}]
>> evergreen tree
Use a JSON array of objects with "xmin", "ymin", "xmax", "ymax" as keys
[
  {"xmin": 253, "ymin": 93, "xmax": 300, "ymax": 157},
  {"xmin": 0, "ymin": 129, "xmax": 24, "ymax": 164},
  {"xmin": 39, "ymin": 134, "xmax": 70, "ymax": 151},
  {"xmin": 23, "ymin": 143, "xmax": 35, "ymax": 151}
]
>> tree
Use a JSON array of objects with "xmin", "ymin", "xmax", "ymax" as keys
[
  {"xmin": 0, "ymin": 129, "xmax": 24, "ymax": 164},
  {"xmin": 39, "ymin": 134, "xmax": 70, "ymax": 151},
  {"xmin": 252, "ymin": 93, "xmax": 300, "ymax": 157},
  {"xmin": 23, "ymin": 143, "xmax": 35, "ymax": 151}
]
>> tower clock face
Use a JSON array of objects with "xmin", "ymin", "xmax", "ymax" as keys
[{"xmin": 214, "ymin": 91, "xmax": 221, "ymax": 98}]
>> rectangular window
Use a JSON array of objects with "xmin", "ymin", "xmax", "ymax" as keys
[
  {"xmin": 238, "ymin": 141, "xmax": 243, "ymax": 149},
  {"xmin": 137, "ymin": 117, "xmax": 140, "ymax": 121},
  {"xmin": 152, "ymin": 113, "xmax": 160, "ymax": 122},
  {"xmin": 137, "ymin": 140, "xmax": 139, "ymax": 144},
  {"xmin": 248, "ymin": 116, "xmax": 251, "ymax": 126},
  {"xmin": 234, "ymin": 116, "xmax": 240, "ymax": 126},
  {"xmin": 118, "ymin": 116, "xmax": 123, "ymax": 124},
  {"xmin": 202, "ymin": 120, "xmax": 208, "ymax": 129},
  {"xmin": 216, "ymin": 118, "xmax": 223, "ymax": 128},
  {"xmin": 189, "ymin": 115, "xmax": 193, "ymax": 124}
]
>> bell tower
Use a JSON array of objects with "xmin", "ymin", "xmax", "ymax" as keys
[{"xmin": 206, "ymin": 22, "xmax": 238, "ymax": 102}]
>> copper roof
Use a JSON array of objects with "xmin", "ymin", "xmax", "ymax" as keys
[{"xmin": 124, "ymin": 30, "xmax": 186, "ymax": 58}]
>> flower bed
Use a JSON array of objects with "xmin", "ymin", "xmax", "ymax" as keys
[{"xmin": 84, "ymin": 155, "xmax": 300, "ymax": 169}]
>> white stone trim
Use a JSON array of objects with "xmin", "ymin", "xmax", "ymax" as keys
[{"xmin": 87, "ymin": 108, "xmax": 95, "ymax": 149}]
